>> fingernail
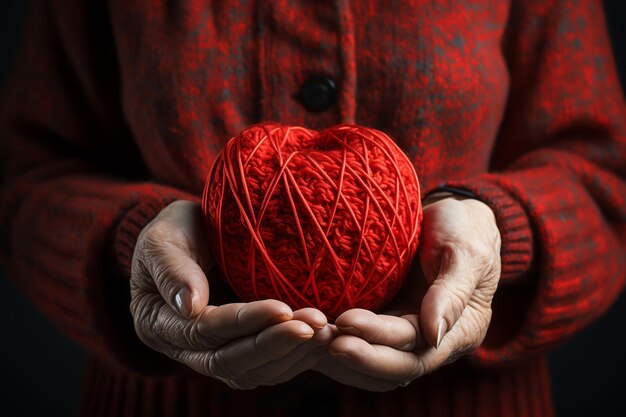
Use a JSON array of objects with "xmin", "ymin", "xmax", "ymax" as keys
[
  {"xmin": 329, "ymin": 349, "xmax": 351, "ymax": 360},
  {"xmin": 436, "ymin": 319, "xmax": 447, "ymax": 349},
  {"xmin": 297, "ymin": 332, "xmax": 315, "ymax": 340},
  {"xmin": 311, "ymin": 322, "xmax": 326, "ymax": 331},
  {"xmin": 175, "ymin": 288, "xmax": 192, "ymax": 317},
  {"xmin": 268, "ymin": 313, "xmax": 292, "ymax": 325},
  {"xmin": 337, "ymin": 325, "xmax": 362, "ymax": 337}
]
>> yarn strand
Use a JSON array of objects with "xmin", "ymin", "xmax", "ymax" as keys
[{"xmin": 202, "ymin": 123, "xmax": 422, "ymax": 319}]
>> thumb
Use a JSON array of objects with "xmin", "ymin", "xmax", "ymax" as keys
[
  {"xmin": 140, "ymin": 243, "xmax": 210, "ymax": 318},
  {"xmin": 419, "ymin": 250, "xmax": 479, "ymax": 348}
]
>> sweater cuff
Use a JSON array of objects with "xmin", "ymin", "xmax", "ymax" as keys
[
  {"xmin": 439, "ymin": 176, "xmax": 534, "ymax": 283},
  {"xmin": 115, "ymin": 198, "xmax": 173, "ymax": 278}
]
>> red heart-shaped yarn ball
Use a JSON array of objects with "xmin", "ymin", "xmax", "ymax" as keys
[{"xmin": 202, "ymin": 123, "xmax": 422, "ymax": 319}]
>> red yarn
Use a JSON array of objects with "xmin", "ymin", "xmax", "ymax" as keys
[{"xmin": 202, "ymin": 123, "xmax": 422, "ymax": 319}]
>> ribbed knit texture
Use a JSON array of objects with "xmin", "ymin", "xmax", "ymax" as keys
[
  {"xmin": 79, "ymin": 354, "xmax": 555, "ymax": 417},
  {"xmin": 1, "ymin": 0, "xmax": 625, "ymax": 416}
]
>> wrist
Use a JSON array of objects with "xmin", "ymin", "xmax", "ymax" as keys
[{"xmin": 441, "ymin": 178, "xmax": 533, "ymax": 283}]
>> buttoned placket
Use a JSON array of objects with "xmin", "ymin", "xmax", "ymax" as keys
[{"xmin": 256, "ymin": 0, "xmax": 356, "ymax": 127}]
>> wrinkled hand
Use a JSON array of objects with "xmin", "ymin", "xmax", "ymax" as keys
[
  {"xmin": 129, "ymin": 200, "xmax": 333, "ymax": 389},
  {"xmin": 315, "ymin": 194, "xmax": 501, "ymax": 391}
]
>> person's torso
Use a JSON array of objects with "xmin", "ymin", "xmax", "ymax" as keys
[{"xmin": 105, "ymin": 0, "xmax": 511, "ymax": 194}]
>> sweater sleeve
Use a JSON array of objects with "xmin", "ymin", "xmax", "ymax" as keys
[
  {"xmin": 442, "ymin": 0, "xmax": 626, "ymax": 366},
  {"xmin": 0, "ymin": 1, "xmax": 198, "ymax": 373}
]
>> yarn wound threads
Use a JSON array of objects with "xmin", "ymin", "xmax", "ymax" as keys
[{"xmin": 202, "ymin": 123, "xmax": 422, "ymax": 319}]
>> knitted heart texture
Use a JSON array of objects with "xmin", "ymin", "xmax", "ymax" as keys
[{"xmin": 202, "ymin": 123, "xmax": 422, "ymax": 319}]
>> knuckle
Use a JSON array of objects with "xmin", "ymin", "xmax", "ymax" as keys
[
  {"xmin": 235, "ymin": 304, "xmax": 247, "ymax": 328},
  {"xmin": 467, "ymin": 242, "xmax": 501, "ymax": 285},
  {"xmin": 207, "ymin": 352, "xmax": 225, "ymax": 378},
  {"xmin": 151, "ymin": 303, "xmax": 177, "ymax": 339},
  {"xmin": 182, "ymin": 322, "xmax": 198, "ymax": 347},
  {"xmin": 439, "ymin": 239, "xmax": 463, "ymax": 260},
  {"xmin": 201, "ymin": 353, "xmax": 214, "ymax": 376},
  {"xmin": 134, "ymin": 293, "xmax": 159, "ymax": 329},
  {"xmin": 132, "ymin": 295, "xmax": 165, "ymax": 349},
  {"xmin": 411, "ymin": 355, "xmax": 428, "ymax": 378},
  {"xmin": 468, "ymin": 241, "xmax": 494, "ymax": 266},
  {"xmin": 150, "ymin": 261, "xmax": 168, "ymax": 286},
  {"xmin": 480, "ymin": 248, "xmax": 495, "ymax": 267},
  {"xmin": 183, "ymin": 316, "xmax": 210, "ymax": 349}
]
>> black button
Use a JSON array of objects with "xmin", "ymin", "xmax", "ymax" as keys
[{"xmin": 297, "ymin": 75, "xmax": 338, "ymax": 113}]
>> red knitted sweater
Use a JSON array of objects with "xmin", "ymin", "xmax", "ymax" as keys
[{"xmin": 1, "ymin": 1, "xmax": 625, "ymax": 416}]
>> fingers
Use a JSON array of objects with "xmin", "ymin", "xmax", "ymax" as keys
[
  {"xmin": 238, "ymin": 325, "xmax": 334, "ymax": 387},
  {"xmin": 132, "ymin": 297, "xmax": 295, "ymax": 354},
  {"xmin": 335, "ymin": 309, "xmax": 424, "ymax": 351},
  {"xmin": 291, "ymin": 307, "xmax": 328, "ymax": 330},
  {"xmin": 133, "ymin": 297, "xmax": 330, "ymax": 389},
  {"xmin": 196, "ymin": 300, "xmax": 294, "ymax": 344},
  {"xmin": 209, "ymin": 320, "xmax": 315, "ymax": 378},
  {"xmin": 178, "ymin": 310, "xmax": 332, "ymax": 389},
  {"xmin": 318, "ymin": 195, "xmax": 504, "ymax": 390},
  {"xmin": 178, "ymin": 345, "xmax": 324, "ymax": 391},
  {"xmin": 315, "ymin": 354, "xmax": 402, "ymax": 392},
  {"xmin": 326, "ymin": 305, "xmax": 491, "ymax": 388},
  {"xmin": 328, "ymin": 335, "xmax": 426, "ymax": 381},
  {"xmin": 178, "ymin": 319, "xmax": 321, "ymax": 386}
]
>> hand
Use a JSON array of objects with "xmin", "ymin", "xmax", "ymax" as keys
[
  {"xmin": 315, "ymin": 194, "xmax": 501, "ymax": 391},
  {"xmin": 129, "ymin": 200, "xmax": 333, "ymax": 389}
]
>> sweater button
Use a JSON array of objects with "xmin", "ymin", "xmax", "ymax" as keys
[{"xmin": 297, "ymin": 75, "xmax": 338, "ymax": 113}]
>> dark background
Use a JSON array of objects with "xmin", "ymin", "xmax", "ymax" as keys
[{"xmin": 1, "ymin": 1, "xmax": 625, "ymax": 416}]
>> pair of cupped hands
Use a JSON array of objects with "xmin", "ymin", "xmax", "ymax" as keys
[{"xmin": 130, "ymin": 194, "xmax": 501, "ymax": 391}]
